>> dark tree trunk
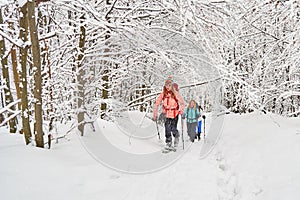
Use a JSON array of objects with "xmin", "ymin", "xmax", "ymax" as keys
[{"xmin": 28, "ymin": 0, "xmax": 44, "ymax": 147}]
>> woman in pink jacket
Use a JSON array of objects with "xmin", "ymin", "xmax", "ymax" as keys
[{"xmin": 153, "ymin": 77, "xmax": 185, "ymax": 148}]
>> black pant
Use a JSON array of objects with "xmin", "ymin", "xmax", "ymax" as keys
[{"xmin": 164, "ymin": 115, "xmax": 179, "ymax": 144}]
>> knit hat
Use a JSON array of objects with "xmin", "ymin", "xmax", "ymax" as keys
[{"xmin": 165, "ymin": 76, "xmax": 173, "ymax": 84}]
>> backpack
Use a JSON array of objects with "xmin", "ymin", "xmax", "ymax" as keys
[
  {"xmin": 162, "ymin": 92, "xmax": 179, "ymax": 111},
  {"xmin": 158, "ymin": 82, "xmax": 179, "ymax": 121},
  {"xmin": 173, "ymin": 83, "xmax": 179, "ymax": 91},
  {"xmin": 185, "ymin": 102, "xmax": 200, "ymax": 120}
]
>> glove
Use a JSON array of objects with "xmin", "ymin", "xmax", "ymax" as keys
[{"xmin": 202, "ymin": 115, "xmax": 206, "ymax": 119}]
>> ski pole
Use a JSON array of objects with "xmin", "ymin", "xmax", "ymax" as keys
[
  {"xmin": 202, "ymin": 115, "xmax": 206, "ymax": 141},
  {"xmin": 181, "ymin": 114, "xmax": 184, "ymax": 150},
  {"xmin": 155, "ymin": 119, "xmax": 161, "ymax": 140}
]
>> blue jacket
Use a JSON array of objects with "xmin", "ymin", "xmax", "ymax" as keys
[{"xmin": 184, "ymin": 107, "xmax": 200, "ymax": 123}]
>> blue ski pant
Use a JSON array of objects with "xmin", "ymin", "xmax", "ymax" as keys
[{"xmin": 197, "ymin": 120, "xmax": 202, "ymax": 136}]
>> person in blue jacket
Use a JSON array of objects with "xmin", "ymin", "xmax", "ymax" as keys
[{"xmin": 183, "ymin": 100, "xmax": 200, "ymax": 142}]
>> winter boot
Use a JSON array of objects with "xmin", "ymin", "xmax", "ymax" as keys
[
  {"xmin": 190, "ymin": 137, "xmax": 194, "ymax": 143},
  {"xmin": 166, "ymin": 142, "xmax": 172, "ymax": 148},
  {"xmin": 174, "ymin": 137, "xmax": 179, "ymax": 148}
]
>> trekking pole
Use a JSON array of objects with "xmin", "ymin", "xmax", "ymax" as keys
[
  {"xmin": 181, "ymin": 114, "xmax": 184, "ymax": 150},
  {"xmin": 155, "ymin": 120, "xmax": 161, "ymax": 140},
  {"xmin": 202, "ymin": 115, "xmax": 206, "ymax": 141}
]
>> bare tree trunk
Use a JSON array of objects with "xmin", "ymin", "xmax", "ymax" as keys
[
  {"xmin": 77, "ymin": 14, "xmax": 86, "ymax": 136},
  {"xmin": 28, "ymin": 0, "xmax": 44, "ymax": 147},
  {"xmin": 100, "ymin": 0, "xmax": 114, "ymax": 118},
  {"xmin": 101, "ymin": 68, "xmax": 109, "ymax": 118},
  {"xmin": 8, "ymin": 22, "xmax": 22, "ymax": 110},
  {"xmin": 10, "ymin": 44, "xmax": 21, "ymax": 110},
  {"xmin": 139, "ymin": 84, "xmax": 146, "ymax": 112},
  {"xmin": 100, "ymin": 36, "xmax": 109, "ymax": 118},
  {"xmin": 19, "ymin": 3, "xmax": 32, "ymax": 144},
  {"xmin": 44, "ymin": 39, "xmax": 54, "ymax": 131},
  {"xmin": 38, "ymin": 8, "xmax": 54, "ymax": 133},
  {"xmin": 0, "ymin": 9, "xmax": 17, "ymax": 133}
]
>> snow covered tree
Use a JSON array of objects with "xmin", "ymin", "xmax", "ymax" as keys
[
  {"xmin": 0, "ymin": 0, "xmax": 299, "ymax": 147},
  {"xmin": 0, "ymin": 6, "xmax": 17, "ymax": 133},
  {"xmin": 216, "ymin": 0, "xmax": 300, "ymax": 116},
  {"xmin": 77, "ymin": 13, "xmax": 86, "ymax": 136},
  {"xmin": 28, "ymin": 0, "xmax": 44, "ymax": 147},
  {"xmin": 18, "ymin": 2, "xmax": 32, "ymax": 144}
]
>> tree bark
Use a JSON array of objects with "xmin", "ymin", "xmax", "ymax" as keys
[
  {"xmin": 0, "ymin": 9, "xmax": 17, "ymax": 133},
  {"xmin": 101, "ymin": 0, "xmax": 113, "ymax": 118},
  {"xmin": 10, "ymin": 44, "xmax": 21, "ymax": 110},
  {"xmin": 28, "ymin": 0, "xmax": 44, "ymax": 147},
  {"xmin": 10, "ymin": 20, "xmax": 22, "ymax": 110},
  {"xmin": 19, "ymin": 3, "xmax": 32, "ymax": 144},
  {"xmin": 77, "ymin": 14, "xmax": 86, "ymax": 136},
  {"xmin": 38, "ymin": 8, "xmax": 54, "ymax": 132}
]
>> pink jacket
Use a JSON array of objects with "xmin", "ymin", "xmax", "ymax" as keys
[{"xmin": 153, "ymin": 91, "xmax": 185, "ymax": 119}]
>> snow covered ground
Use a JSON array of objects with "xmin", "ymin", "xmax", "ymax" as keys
[{"xmin": 1, "ymin": 112, "xmax": 300, "ymax": 200}]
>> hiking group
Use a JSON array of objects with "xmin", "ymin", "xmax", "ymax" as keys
[{"xmin": 153, "ymin": 76, "xmax": 205, "ymax": 152}]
